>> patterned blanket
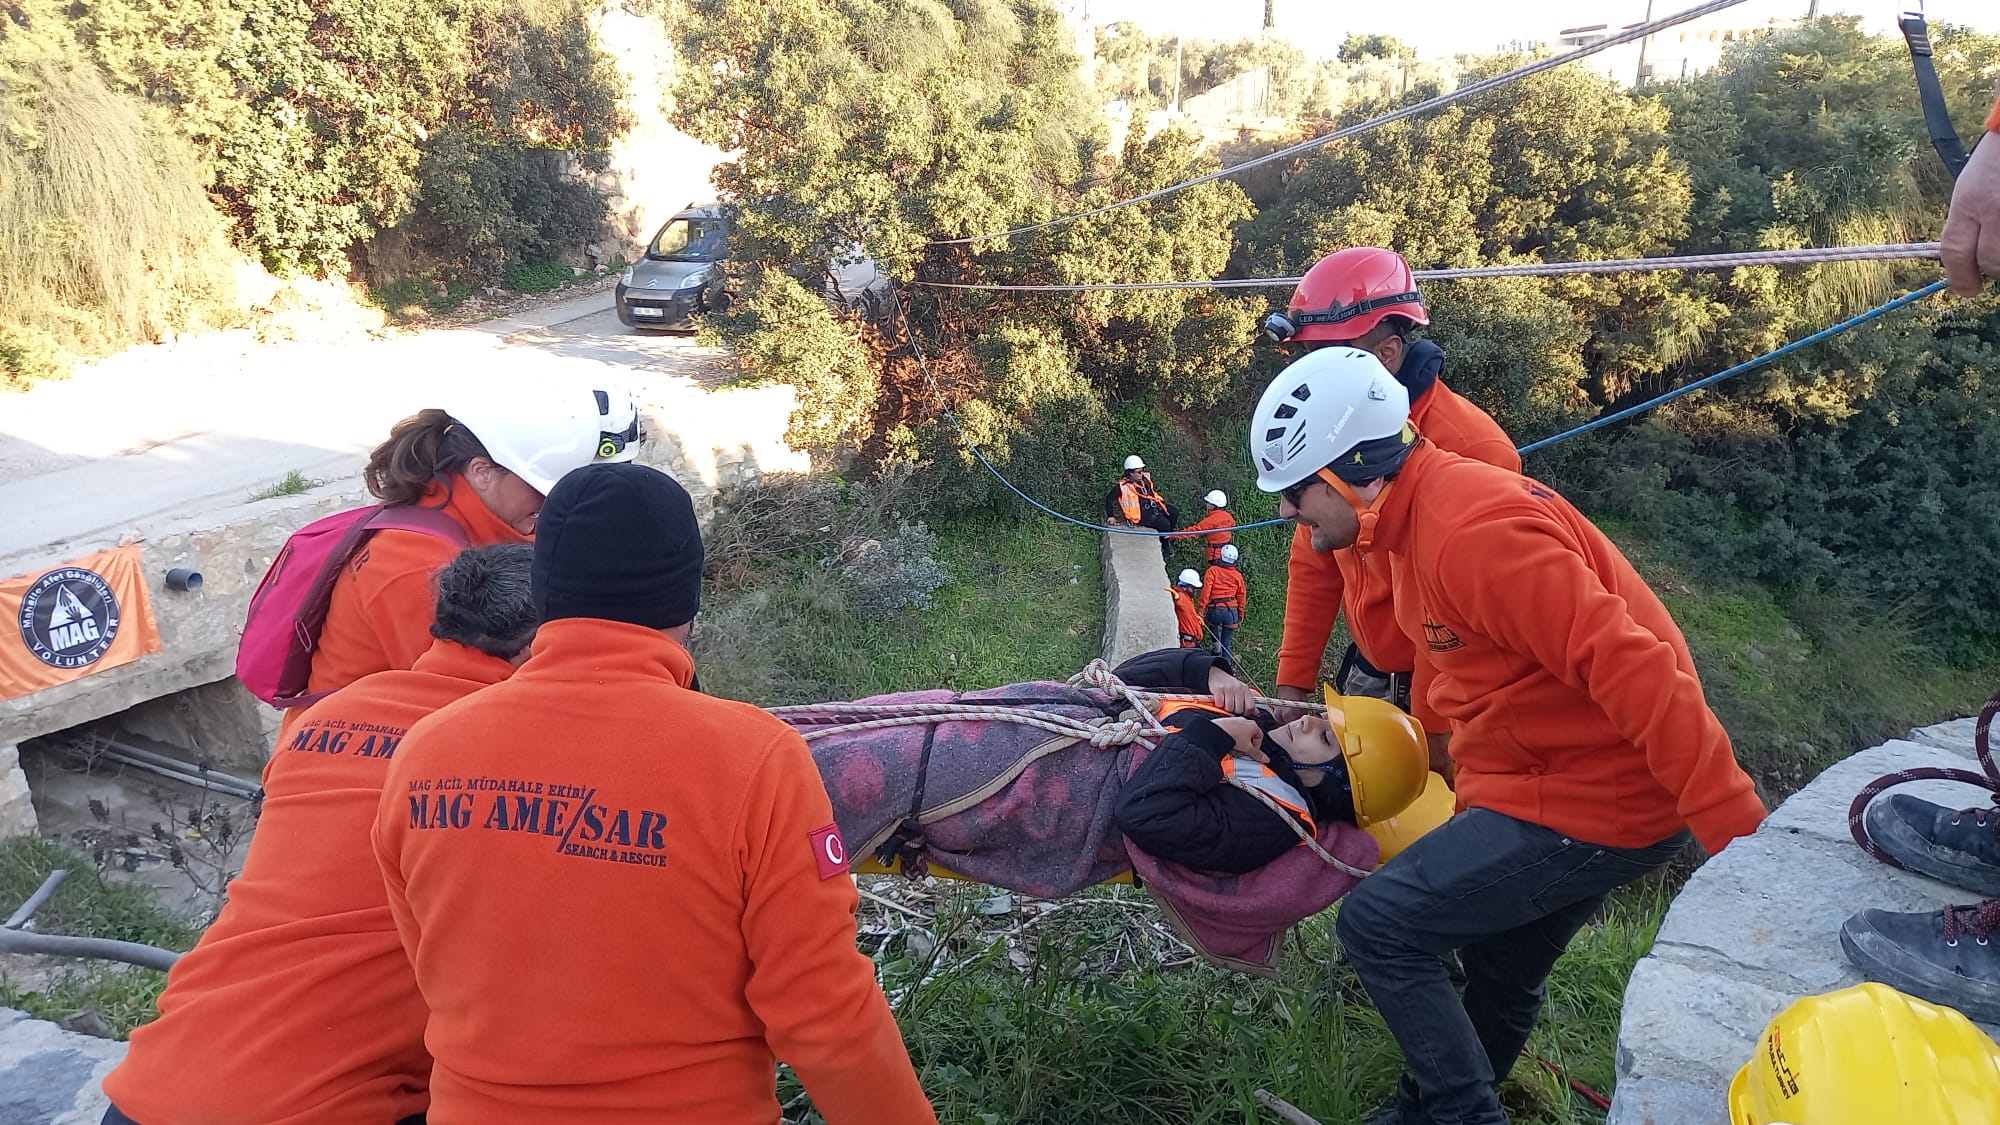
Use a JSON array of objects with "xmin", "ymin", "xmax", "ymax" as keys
[{"xmin": 793, "ymin": 682, "xmax": 1378, "ymax": 975}]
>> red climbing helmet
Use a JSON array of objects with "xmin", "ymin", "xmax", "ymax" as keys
[{"xmin": 1264, "ymin": 247, "xmax": 1430, "ymax": 343}]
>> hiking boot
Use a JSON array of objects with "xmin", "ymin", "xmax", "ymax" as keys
[
  {"xmin": 1864, "ymin": 794, "xmax": 2000, "ymax": 896},
  {"xmin": 1841, "ymin": 901, "xmax": 2000, "ymax": 1024}
]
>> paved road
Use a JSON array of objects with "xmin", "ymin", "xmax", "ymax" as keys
[{"xmin": 0, "ymin": 292, "xmax": 736, "ymax": 571}]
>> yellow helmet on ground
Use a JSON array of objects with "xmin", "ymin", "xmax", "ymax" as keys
[
  {"xmin": 1729, "ymin": 982, "xmax": 2000, "ymax": 1124},
  {"xmin": 1363, "ymin": 771, "xmax": 1454, "ymax": 862},
  {"xmin": 1323, "ymin": 685, "xmax": 1428, "ymax": 827}
]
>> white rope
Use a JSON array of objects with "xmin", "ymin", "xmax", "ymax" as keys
[
  {"xmin": 927, "ymin": 0, "xmax": 1751, "ymax": 246},
  {"xmin": 910, "ymin": 242, "xmax": 1945, "ymax": 292},
  {"xmin": 1224, "ymin": 777, "xmax": 1375, "ymax": 880}
]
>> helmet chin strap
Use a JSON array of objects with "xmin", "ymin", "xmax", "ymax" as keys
[{"xmin": 1316, "ymin": 467, "xmax": 1391, "ymax": 552}]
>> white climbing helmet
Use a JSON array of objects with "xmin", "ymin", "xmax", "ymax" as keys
[
  {"xmin": 1220, "ymin": 544, "xmax": 1240, "ymax": 565},
  {"xmin": 1177, "ymin": 568, "xmax": 1203, "ymax": 589},
  {"xmin": 594, "ymin": 385, "xmax": 641, "ymax": 463},
  {"xmin": 445, "ymin": 385, "xmax": 601, "ymax": 496},
  {"xmin": 1249, "ymin": 346, "xmax": 1411, "ymax": 493},
  {"xmin": 1204, "ymin": 489, "xmax": 1228, "ymax": 508},
  {"xmin": 1124, "ymin": 454, "xmax": 1146, "ymax": 471}
]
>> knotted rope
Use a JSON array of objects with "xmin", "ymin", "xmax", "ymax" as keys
[
  {"xmin": 771, "ymin": 660, "xmax": 1368, "ymax": 877},
  {"xmin": 1848, "ymin": 687, "xmax": 2000, "ymax": 870}
]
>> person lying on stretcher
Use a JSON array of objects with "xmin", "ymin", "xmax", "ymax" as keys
[{"xmin": 1117, "ymin": 695, "xmax": 1358, "ymax": 874}]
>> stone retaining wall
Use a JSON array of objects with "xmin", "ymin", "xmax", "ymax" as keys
[
  {"xmin": 1099, "ymin": 530, "xmax": 1177, "ymax": 666},
  {"xmin": 1608, "ymin": 717, "xmax": 1995, "ymax": 1123}
]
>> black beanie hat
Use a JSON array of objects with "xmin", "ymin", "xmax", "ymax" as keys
[{"xmin": 532, "ymin": 463, "xmax": 703, "ymax": 629}]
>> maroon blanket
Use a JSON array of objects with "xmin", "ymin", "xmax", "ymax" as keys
[{"xmin": 793, "ymin": 682, "xmax": 1378, "ymax": 975}]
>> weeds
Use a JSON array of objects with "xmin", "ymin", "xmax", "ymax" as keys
[
  {"xmin": 247, "ymin": 469, "xmax": 322, "ymax": 502},
  {"xmin": 0, "ymin": 837, "xmax": 200, "ymax": 1039},
  {"xmin": 498, "ymin": 260, "xmax": 575, "ymax": 294}
]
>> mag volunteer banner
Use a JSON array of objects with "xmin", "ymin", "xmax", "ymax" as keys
[{"xmin": 0, "ymin": 546, "xmax": 162, "ymax": 701}]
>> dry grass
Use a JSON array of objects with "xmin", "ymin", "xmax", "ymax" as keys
[{"xmin": 0, "ymin": 43, "xmax": 237, "ymax": 386}]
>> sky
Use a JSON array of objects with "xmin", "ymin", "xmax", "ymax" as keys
[{"xmin": 1075, "ymin": 0, "xmax": 1996, "ymax": 59}]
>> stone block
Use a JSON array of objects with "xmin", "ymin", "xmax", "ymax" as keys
[
  {"xmin": 1652, "ymin": 830, "xmax": 1948, "ymax": 993},
  {"xmin": 0, "ymin": 742, "xmax": 33, "ymax": 837},
  {"xmin": 1602, "ymin": 1073, "xmax": 1729, "ymax": 1125},
  {"xmin": 1614, "ymin": 954, "xmax": 1806, "ymax": 1093},
  {"xmin": 1100, "ymin": 531, "xmax": 1176, "ymax": 667},
  {"xmin": 1760, "ymin": 740, "xmax": 1987, "ymax": 844},
  {"xmin": 1909, "ymin": 716, "xmax": 1980, "ymax": 757},
  {"xmin": 0, "ymin": 1007, "xmax": 126, "ymax": 1125}
]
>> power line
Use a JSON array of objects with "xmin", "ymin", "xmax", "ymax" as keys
[
  {"xmin": 927, "ymin": 0, "xmax": 1752, "ymax": 247},
  {"xmin": 912, "ymin": 243, "xmax": 1944, "ymax": 293}
]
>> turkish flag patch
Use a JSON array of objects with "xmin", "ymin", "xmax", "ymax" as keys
[{"xmin": 809, "ymin": 823, "xmax": 848, "ymax": 880}]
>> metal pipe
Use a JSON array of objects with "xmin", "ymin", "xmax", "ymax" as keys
[
  {"xmin": 50, "ymin": 738, "xmax": 261, "ymax": 801},
  {"xmin": 98, "ymin": 737, "xmax": 261, "ymax": 798}
]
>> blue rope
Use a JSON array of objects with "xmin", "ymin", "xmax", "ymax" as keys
[
  {"xmin": 1517, "ymin": 280, "xmax": 1949, "ymax": 455},
  {"xmin": 890, "ymin": 285, "xmax": 1291, "ymax": 539}
]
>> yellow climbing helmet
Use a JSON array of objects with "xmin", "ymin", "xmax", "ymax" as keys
[
  {"xmin": 1323, "ymin": 684, "xmax": 1429, "ymax": 827},
  {"xmin": 1729, "ymin": 982, "xmax": 2000, "ymax": 1124},
  {"xmin": 1363, "ymin": 770, "xmax": 1455, "ymax": 862}
]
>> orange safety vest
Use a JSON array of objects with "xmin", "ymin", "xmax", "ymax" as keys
[
  {"xmin": 1118, "ymin": 480, "xmax": 1143, "ymax": 523},
  {"xmin": 1156, "ymin": 700, "xmax": 1316, "ymax": 837}
]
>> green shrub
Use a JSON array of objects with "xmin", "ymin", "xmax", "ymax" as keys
[
  {"xmin": 0, "ymin": 16, "xmax": 236, "ymax": 386},
  {"xmin": 499, "ymin": 260, "xmax": 576, "ymax": 294}
]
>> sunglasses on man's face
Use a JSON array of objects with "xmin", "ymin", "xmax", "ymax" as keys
[{"xmin": 1280, "ymin": 478, "xmax": 1315, "ymax": 508}]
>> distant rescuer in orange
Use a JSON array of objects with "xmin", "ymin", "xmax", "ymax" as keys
[
  {"xmin": 1247, "ymin": 347, "xmax": 1767, "ymax": 1125},
  {"xmin": 1171, "ymin": 568, "xmax": 1205, "ymax": 648},
  {"xmin": 1184, "ymin": 488, "xmax": 1236, "ymax": 561},
  {"xmin": 372, "ymin": 462, "xmax": 935, "ymax": 1125},
  {"xmin": 101, "ymin": 544, "xmax": 540, "ymax": 1125},
  {"xmin": 1261, "ymin": 247, "xmax": 1518, "ymax": 733}
]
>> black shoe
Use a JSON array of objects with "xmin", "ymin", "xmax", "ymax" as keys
[
  {"xmin": 1864, "ymin": 794, "xmax": 2000, "ymax": 896},
  {"xmin": 1841, "ymin": 901, "xmax": 2000, "ymax": 1023}
]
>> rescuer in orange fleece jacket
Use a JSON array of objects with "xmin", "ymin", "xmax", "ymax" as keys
[
  {"xmin": 1248, "ymin": 347, "xmax": 1765, "ymax": 1125},
  {"xmin": 102, "ymin": 544, "xmax": 539, "ymax": 1125},
  {"xmin": 372, "ymin": 462, "xmax": 934, "ymax": 1125},
  {"xmin": 1264, "ymin": 248, "xmax": 1518, "ymax": 739}
]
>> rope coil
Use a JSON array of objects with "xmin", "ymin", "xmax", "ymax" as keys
[{"xmin": 1849, "ymin": 687, "xmax": 2000, "ymax": 870}]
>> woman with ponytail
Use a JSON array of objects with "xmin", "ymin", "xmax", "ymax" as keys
[{"xmin": 302, "ymin": 391, "xmax": 602, "ymax": 699}]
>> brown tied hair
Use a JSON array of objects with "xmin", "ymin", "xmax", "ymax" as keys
[{"xmin": 364, "ymin": 409, "xmax": 493, "ymax": 505}]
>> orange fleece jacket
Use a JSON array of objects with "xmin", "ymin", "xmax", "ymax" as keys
[
  {"xmin": 106, "ymin": 640, "xmax": 513, "ymax": 1125},
  {"xmin": 1989, "ymin": 92, "xmax": 2000, "ymax": 133},
  {"xmin": 1185, "ymin": 509, "xmax": 1236, "ymax": 559},
  {"xmin": 1171, "ymin": 586, "xmax": 1203, "ymax": 646},
  {"xmin": 1377, "ymin": 443, "xmax": 1766, "ymax": 854},
  {"xmin": 372, "ymin": 619, "xmax": 934, "ymax": 1125},
  {"xmin": 305, "ymin": 478, "xmax": 527, "ymax": 698},
  {"xmin": 1199, "ymin": 563, "xmax": 1247, "ymax": 617},
  {"xmin": 1276, "ymin": 378, "xmax": 1519, "ymax": 695}
]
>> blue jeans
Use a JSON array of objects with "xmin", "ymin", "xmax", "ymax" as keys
[
  {"xmin": 1204, "ymin": 607, "xmax": 1240, "ymax": 663},
  {"xmin": 1334, "ymin": 808, "xmax": 1689, "ymax": 1124}
]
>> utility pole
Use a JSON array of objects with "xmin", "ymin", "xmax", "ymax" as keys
[
  {"xmin": 1172, "ymin": 35, "xmax": 1184, "ymax": 114},
  {"xmin": 1634, "ymin": 0, "xmax": 1656, "ymax": 87},
  {"xmin": 1263, "ymin": 0, "xmax": 1274, "ymax": 30},
  {"xmin": 1806, "ymin": 0, "xmax": 1819, "ymax": 17}
]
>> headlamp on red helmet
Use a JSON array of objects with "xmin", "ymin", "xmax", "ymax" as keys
[{"xmin": 1270, "ymin": 247, "xmax": 1430, "ymax": 344}]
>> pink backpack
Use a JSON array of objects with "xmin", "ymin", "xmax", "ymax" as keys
[{"xmin": 237, "ymin": 504, "xmax": 469, "ymax": 709}]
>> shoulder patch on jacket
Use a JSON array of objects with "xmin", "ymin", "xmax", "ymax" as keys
[{"xmin": 810, "ymin": 823, "xmax": 848, "ymax": 879}]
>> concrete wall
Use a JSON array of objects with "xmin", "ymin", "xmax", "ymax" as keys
[{"xmin": 1100, "ymin": 530, "xmax": 1178, "ymax": 666}]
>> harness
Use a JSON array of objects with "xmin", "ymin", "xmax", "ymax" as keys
[{"xmin": 1157, "ymin": 700, "xmax": 1316, "ymax": 838}]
